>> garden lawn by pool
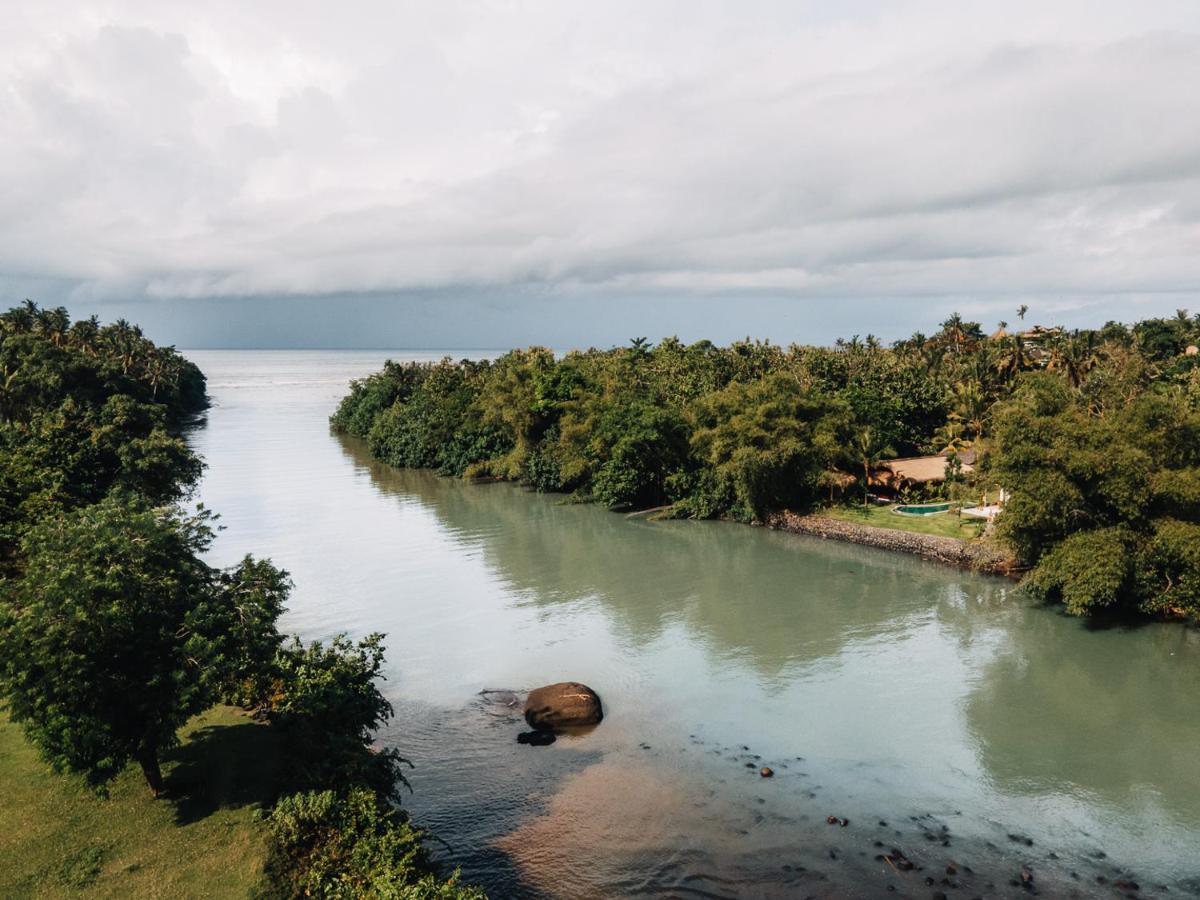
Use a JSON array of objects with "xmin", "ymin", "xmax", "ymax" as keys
[{"xmin": 824, "ymin": 503, "xmax": 983, "ymax": 539}]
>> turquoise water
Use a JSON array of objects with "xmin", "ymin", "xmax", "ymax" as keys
[
  {"xmin": 187, "ymin": 350, "xmax": 1200, "ymax": 899},
  {"xmin": 895, "ymin": 502, "xmax": 953, "ymax": 516}
]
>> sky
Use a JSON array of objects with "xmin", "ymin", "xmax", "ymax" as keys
[{"xmin": 3, "ymin": 1, "xmax": 1200, "ymax": 349}]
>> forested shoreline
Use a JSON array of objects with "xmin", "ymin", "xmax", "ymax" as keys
[
  {"xmin": 3, "ymin": 300, "xmax": 1197, "ymax": 892},
  {"xmin": 0, "ymin": 302, "xmax": 481, "ymax": 897},
  {"xmin": 333, "ymin": 311, "xmax": 1200, "ymax": 622}
]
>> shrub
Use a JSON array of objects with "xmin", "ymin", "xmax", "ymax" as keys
[{"xmin": 260, "ymin": 788, "xmax": 483, "ymax": 899}]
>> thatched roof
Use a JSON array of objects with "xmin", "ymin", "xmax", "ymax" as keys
[{"xmin": 870, "ymin": 453, "xmax": 975, "ymax": 487}]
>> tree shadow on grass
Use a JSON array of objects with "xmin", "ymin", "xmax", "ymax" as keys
[{"xmin": 165, "ymin": 719, "xmax": 282, "ymax": 826}]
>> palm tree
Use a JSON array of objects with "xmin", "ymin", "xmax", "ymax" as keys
[
  {"xmin": 1017, "ymin": 304, "xmax": 1029, "ymax": 322},
  {"xmin": 849, "ymin": 425, "xmax": 894, "ymax": 507},
  {"xmin": 2, "ymin": 299, "xmax": 38, "ymax": 334},
  {"xmin": 69, "ymin": 316, "xmax": 101, "ymax": 355},
  {"xmin": 940, "ymin": 313, "xmax": 968, "ymax": 354},
  {"xmin": 1049, "ymin": 331, "xmax": 1099, "ymax": 390},
  {"xmin": 995, "ymin": 333, "xmax": 1028, "ymax": 383},
  {"xmin": 36, "ymin": 306, "xmax": 70, "ymax": 347},
  {"xmin": 932, "ymin": 413, "xmax": 970, "ymax": 454},
  {"xmin": 952, "ymin": 378, "xmax": 989, "ymax": 442}
]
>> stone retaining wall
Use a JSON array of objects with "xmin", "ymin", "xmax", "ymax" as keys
[{"xmin": 766, "ymin": 511, "xmax": 1021, "ymax": 577}]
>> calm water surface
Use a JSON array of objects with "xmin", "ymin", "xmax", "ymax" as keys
[{"xmin": 187, "ymin": 350, "xmax": 1200, "ymax": 899}]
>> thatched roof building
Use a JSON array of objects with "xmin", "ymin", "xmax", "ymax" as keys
[{"xmin": 870, "ymin": 451, "xmax": 974, "ymax": 490}]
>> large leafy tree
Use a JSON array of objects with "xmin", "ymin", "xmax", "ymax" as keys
[
  {"xmin": 0, "ymin": 496, "xmax": 288, "ymax": 795},
  {"xmin": 689, "ymin": 374, "xmax": 850, "ymax": 521},
  {"xmin": 989, "ymin": 373, "xmax": 1200, "ymax": 618}
]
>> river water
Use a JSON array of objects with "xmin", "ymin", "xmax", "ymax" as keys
[{"xmin": 187, "ymin": 350, "xmax": 1200, "ymax": 899}]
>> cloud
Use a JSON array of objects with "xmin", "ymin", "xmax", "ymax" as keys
[{"xmin": 2, "ymin": 0, "xmax": 1200, "ymax": 329}]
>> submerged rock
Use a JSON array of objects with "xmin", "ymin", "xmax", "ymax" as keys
[
  {"xmin": 524, "ymin": 682, "xmax": 603, "ymax": 731},
  {"xmin": 517, "ymin": 730, "xmax": 556, "ymax": 746}
]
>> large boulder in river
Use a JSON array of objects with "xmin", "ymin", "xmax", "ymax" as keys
[{"xmin": 524, "ymin": 682, "xmax": 603, "ymax": 731}]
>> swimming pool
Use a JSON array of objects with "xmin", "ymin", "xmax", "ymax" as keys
[{"xmin": 894, "ymin": 501, "xmax": 952, "ymax": 516}]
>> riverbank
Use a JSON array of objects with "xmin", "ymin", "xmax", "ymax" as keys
[
  {"xmin": 822, "ymin": 502, "xmax": 985, "ymax": 540},
  {"xmin": 767, "ymin": 509, "xmax": 1021, "ymax": 576},
  {"xmin": 0, "ymin": 706, "xmax": 278, "ymax": 898}
]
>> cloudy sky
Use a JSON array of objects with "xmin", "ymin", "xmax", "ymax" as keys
[{"xmin": 3, "ymin": 1, "xmax": 1200, "ymax": 348}]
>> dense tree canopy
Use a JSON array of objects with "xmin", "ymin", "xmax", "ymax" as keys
[
  {"xmin": 0, "ymin": 302, "xmax": 207, "ymax": 573},
  {"xmin": 336, "ymin": 310, "xmax": 1200, "ymax": 621},
  {"xmin": 0, "ymin": 302, "xmax": 478, "ymax": 895},
  {"xmin": 989, "ymin": 374, "xmax": 1200, "ymax": 618},
  {"xmin": 0, "ymin": 496, "xmax": 288, "ymax": 795},
  {"xmin": 270, "ymin": 633, "xmax": 411, "ymax": 802},
  {"xmin": 0, "ymin": 302, "xmax": 221, "ymax": 792}
]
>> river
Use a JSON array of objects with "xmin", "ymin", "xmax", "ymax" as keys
[{"xmin": 187, "ymin": 350, "xmax": 1200, "ymax": 899}]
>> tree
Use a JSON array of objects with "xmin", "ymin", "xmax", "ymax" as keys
[
  {"xmin": 989, "ymin": 374, "xmax": 1200, "ymax": 619},
  {"xmin": 210, "ymin": 556, "xmax": 292, "ymax": 707},
  {"xmin": 271, "ymin": 633, "xmax": 411, "ymax": 801},
  {"xmin": 0, "ymin": 496, "xmax": 286, "ymax": 794},
  {"xmin": 689, "ymin": 375, "xmax": 849, "ymax": 520},
  {"xmin": 848, "ymin": 425, "xmax": 894, "ymax": 506},
  {"xmin": 995, "ymin": 333, "xmax": 1029, "ymax": 383}
]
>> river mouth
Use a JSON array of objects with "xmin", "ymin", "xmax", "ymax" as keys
[{"xmin": 187, "ymin": 350, "xmax": 1200, "ymax": 899}]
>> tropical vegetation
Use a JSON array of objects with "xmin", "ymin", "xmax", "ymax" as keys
[
  {"xmin": 334, "ymin": 309, "xmax": 1200, "ymax": 621},
  {"xmin": 0, "ymin": 303, "xmax": 479, "ymax": 897}
]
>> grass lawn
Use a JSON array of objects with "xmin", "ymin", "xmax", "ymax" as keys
[
  {"xmin": 0, "ymin": 705, "xmax": 280, "ymax": 899},
  {"xmin": 823, "ymin": 503, "xmax": 984, "ymax": 540}
]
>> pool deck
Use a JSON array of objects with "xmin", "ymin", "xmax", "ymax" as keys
[{"xmin": 961, "ymin": 504, "xmax": 1003, "ymax": 520}]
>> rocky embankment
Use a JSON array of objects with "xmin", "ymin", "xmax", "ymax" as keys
[{"xmin": 767, "ymin": 511, "xmax": 1021, "ymax": 577}]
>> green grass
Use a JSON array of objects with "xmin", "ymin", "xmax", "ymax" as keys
[
  {"xmin": 824, "ymin": 503, "xmax": 984, "ymax": 540},
  {"xmin": 0, "ymin": 706, "xmax": 280, "ymax": 899}
]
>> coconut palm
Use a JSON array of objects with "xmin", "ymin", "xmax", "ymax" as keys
[
  {"xmin": 1047, "ymin": 331, "xmax": 1099, "ymax": 390},
  {"xmin": 849, "ymin": 425, "xmax": 894, "ymax": 507},
  {"xmin": 952, "ymin": 378, "xmax": 990, "ymax": 442},
  {"xmin": 2, "ymin": 299, "xmax": 38, "ymax": 334},
  {"xmin": 35, "ymin": 306, "xmax": 70, "ymax": 347},
  {"xmin": 932, "ymin": 413, "xmax": 970, "ymax": 454},
  {"xmin": 995, "ymin": 333, "xmax": 1029, "ymax": 383}
]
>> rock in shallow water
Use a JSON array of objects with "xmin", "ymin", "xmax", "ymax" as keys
[
  {"xmin": 524, "ymin": 682, "xmax": 603, "ymax": 731},
  {"xmin": 517, "ymin": 730, "xmax": 556, "ymax": 746}
]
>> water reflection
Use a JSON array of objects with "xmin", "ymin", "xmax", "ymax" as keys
[
  {"xmin": 963, "ymin": 605, "xmax": 1200, "ymax": 822},
  {"xmin": 187, "ymin": 352, "xmax": 1200, "ymax": 896},
  {"xmin": 341, "ymin": 435, "xmax": 1200, "ymax": 888},
  {"xmin": 342, "ymin": 438, "xmax": 1008, "ymax": 677}
]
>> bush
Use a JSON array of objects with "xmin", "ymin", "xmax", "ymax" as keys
[
  {"xmin": 270, "ymin": 634, "xmax": 410, "ymax": 802},
  {"xmin": 260, "ymin": 788, "xmax": 483, "ymax": 899}
]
